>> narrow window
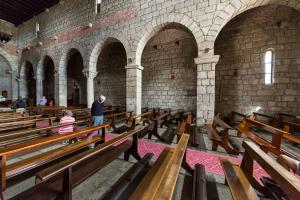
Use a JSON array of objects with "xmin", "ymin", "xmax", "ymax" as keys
[
  {"xmin": 96, "ymin": 0, "xmax": 102, "ymax": 14},
  {"xmin": 36, "ymin": 22, "xmax": 40, "ymax": 38},
  {"xmin": 264, "ymin": 50, "xmax": 274, "ymax": 85}
]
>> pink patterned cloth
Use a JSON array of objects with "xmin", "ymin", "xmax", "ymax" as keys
[{"xmin": 58, "ymin": 116, "xmax": 75, "ymax": 134}]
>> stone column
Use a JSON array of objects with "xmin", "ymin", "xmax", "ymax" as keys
[
  {"xmin": 35, "ymin": 74, "xmax": 44, "ymax": 105},
  {"xmin": 82, "ymin": 69, "xmax": 98, "ymax": 108},
  {"xmin": 19, "ymin": 75, "xmax": 27, "ymax": 99},
  {"xmin": 195, "ymin": 55, "xmax": 219, "ymax": 126},
  {"xmin": 56, "ymin": 70, "xmax": 67, "ymax": 107},
  {"xmin": 11, "ymin": 71, "xmax": 18, "ymax": 100},
  {"xmin": 125, "ymin": 64, "xmax": 143, "ymax": 115}
]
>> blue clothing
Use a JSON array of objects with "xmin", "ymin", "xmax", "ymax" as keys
[
  {"xmin": 39, "ymin": 98, "xmax": 47, "ymax": 106},
  {"xmin": 91, "ymin": 100, "xmax": 104, "ymax": 116},
  {"xmin": 93, "ymin": 115, "xmax": 104, "ymax": 135}
]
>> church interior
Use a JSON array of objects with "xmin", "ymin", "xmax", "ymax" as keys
[{"xmin": 0, "ymin": 0, "xmax": 299, "ymax": 199}]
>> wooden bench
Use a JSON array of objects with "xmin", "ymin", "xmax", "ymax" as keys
[
  {"xmin": 0, "ymin": 119, "xmax": 89, "ymax": 147},
  {"xmin": 223, "ymin": 111, "xmax": 247, "ymax": 127},
  {"xmin": 0, "ymin": 123, "xmax": 109, "ymax": 194},
  {"xmin": 108, "ymin": 111, "xmax": 133, "ymax": 131},
  {"xmin": 11, "ymin": 127, "xmax": 143, "ymax": 200},
  {"xmin": 129, "ymin": 133, "xmax": 193, "ymax": 200},
  {"xmin": 240, "ymin": 141, "xmax": 299, "ymax": 200},
  {"xmin": 186, "ymin": 114, "xmax": 200, "ymax": 147},
  {"xmin": 236, "ymin": 118, "xmax": 300, "ymax": 159},
  {"xmin": 0, "ymin": 117, "xmax": 57, "ymax": 133},
  {"xmin": 253, "ymin": 112, "xmax": 279, "ymax": 127},
  {"xmin": 206, "ymin": 115, "xmax": 243, "ymax": 155},
  {"xmin": 0, "ymin": 115, "xmax": 42, "ymax": 124},
  {"xmin": 219, "ymin": 157, "xmax": 260, "ymax": 200},
  {"xmin": 278, "ymin": 112, "xmax": 300, "ymax": 124}
]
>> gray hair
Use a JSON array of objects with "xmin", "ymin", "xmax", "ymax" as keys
[{"xmin": 63, "ymin": 110, "xmax": 73, "ymax": 117}]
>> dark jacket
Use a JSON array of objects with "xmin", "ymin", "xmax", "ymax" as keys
[
  {"xmin": 15, "ymin": 99, "xmax": 26, "ymax": 108},
  {"xmin": 91, "ymin": 100, "xmax": 104, "ymax": 116}
]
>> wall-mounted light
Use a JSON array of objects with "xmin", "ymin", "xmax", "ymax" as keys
[
  {"xmin": 52, "ymin": 36, "xmax": 58, "ymax": 40},
  {"xmin": 59, "ymin": 0, "xmax": 65, "ymax": 5},
  {"xmin": 45, "ymin": 8, "xmax": 50, "ymax": 13},
  {"xmin": 38, "ymin": 41, "xmax": 43, "ymax": 46},
  {"xmin": 88, "ymin": 23, "xmax": 93, "ymax": 28}
]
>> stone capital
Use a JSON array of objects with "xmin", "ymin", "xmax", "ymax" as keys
[
  {"xmin": 125, "ymin": 64, "xmax": 144, "ymax": 71},
  {"xmin": 82, "ymin": 69, "xmax": 98, "ymax": 79},
  {"xmin": 194, "ymin": 54, "xmax": 220, "ymax": 65}
]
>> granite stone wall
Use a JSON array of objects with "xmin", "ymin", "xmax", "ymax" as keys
[{"xmin": 215, "ymin": 5, "xmax": 300, "ymax": 116}]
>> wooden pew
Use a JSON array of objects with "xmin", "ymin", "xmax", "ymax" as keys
[
  {"xmin": 0, "ymin": 117, "xmax": 57, "ymax": 133},
  {"xmin": 108, "ymin": 111, "xmax": 133, "ymax": 131},
  {"xmin": 0, "ymin": 115, "xmax": 42, "ymax": 124},
  {"xmin": 206, "ymin": 115, "xmax": 243, "ymax": 155},
  {"xmin": 0, "ymin": 123, "xmax": 109, "ymax": 194},
  {"xmin": 236, "ymin": 118, "xmax": 300, "ymax": 159},
  {"xmin": 186, "ymin": 114, "xmax": 200, "ymax": 147},
  {"xmin": 11, "ymin": 127, "xmax": 143, "ymax": 200},
  {"xmin": 220, "ymin": 141, "xmax": 300, "ymax": 200},
  {"xmin": 253, "ymin": 112, "xmax": 279, "ymax": 127},
  {"xmin": 129, "ymin": 134, "xmax": 194, "ymax": 199},
  {"xmin": 0, "ymin": 119, "xmax": 89, "ymax": 147},
  {"xmin": 223, "ymin": 111, "xmax": 247, "ymax": 127},
  {"xmin": 278, "ymin": 112, "xmax": 300, "ymax": 124}
]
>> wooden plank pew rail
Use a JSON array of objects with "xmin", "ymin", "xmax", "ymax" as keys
[
  {"xmin": 220, "ymin": 141, "xmax": 300, "ymax": 200},
  {"xmin": 206, "ymin": 115, "xmax": 244, "ymax": 155},
  {"xmin": 0, "ymin": 115, "xmax": 42, "ymax": 124},
  {"xmin": 222, "ymin": 111, "xmax": 247, "ymax": 128},
  {"xmin": 10, "ymin": 127, "xmax": 143, "ymax": 200},
  {"xmin": 0, "ymin": 119, "xmax": 90, "ymax": 147},
  {"xmin": 106, "ymin": 111, "xmax": 133, "ymax": 131},
  {"xmin": 252, "ymin": 112, "xmax": 280, "ymax": 127},
  {"xmin": 236, "ymin": 118, "xmax": 300, "ymax": 160},
  {"xmin": 129, "ymin": 134, "xmax": 202, "ymax": 200},
  {"xmin": 0, "ymin": 123, "xmax": 110, "ymax": 198}
]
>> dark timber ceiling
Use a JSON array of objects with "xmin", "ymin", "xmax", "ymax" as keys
[{"xmin": 0, "ymin": 0, "xmax": 59, "ymax": 26}]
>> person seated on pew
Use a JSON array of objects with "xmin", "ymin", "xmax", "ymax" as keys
[
  {"xmin": 58, "ymin": 110, "xmax": 75, "ymax": 144},
  {"xmin": 14, "ymin": 96, "xmax": 26, "ymax": 114},
  {"xmin": 38, "ymin": 96, "xmax": 47, "ymax": 106},
  {"xmin": 90, "ymin": 95, "xmax": 105, "ymax": 138},
  {"xmin": 277, "ymin": 154, "xmax": 300, "ymax": 175}
]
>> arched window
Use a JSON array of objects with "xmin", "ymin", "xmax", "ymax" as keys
[
  {"xmin": 96, "ymin": 0, "xmax": 102, "ymax": 14},
  {"xmin": 264, "ymin": 50, "xmax": 274, "ymax": 85}
]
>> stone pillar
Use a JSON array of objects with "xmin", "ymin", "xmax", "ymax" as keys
[
  {"xmin": 125, "ymin": 64, "xmax": 143, "ymax": 115},
  {"xmin": 56, "ymin": 70, "xmax": 67, "ymax": 107},
  {"xmin": 35, "ymin": 75, "xmax": 44, "ymax": 105},
  {"xmin": 195, "ymin": 55, "xmax": 220, "ymax": 126},
  {"xmin": 82, "ymin": 69, "xmax": 98, "ymax": 108},
  {"xmin": 19, "ymin": 75, "xmax": 27, "ymax": 99},
  {"xmin": 11, "ymin": 71, "xmax": 18, "ymax": 100}
]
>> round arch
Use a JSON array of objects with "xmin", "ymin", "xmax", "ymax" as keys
[
  {"xmin": 89, "ymin": 34, "xmax": 130, "ymax": 73},
  {"xmin": 134, "ymin": 12, "xmax": 205, "ymax": 66},
  {"xmin": 207, "ymin": 0, "xmax": 300, "ymax": 45},
  {"xmin": 36, "ymin": 55, "xmax": 55, "ymax": 79}
]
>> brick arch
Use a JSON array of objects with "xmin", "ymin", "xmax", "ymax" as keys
[
  {"xmin": 58, "ymin": 43, "xmax": 86, "ymax": 75},
  {"xmin": 88, "ymin": 34, "xmax": 129, "ymax": 72},
  {"xmin": 207, "ymin": 0, "xmax": 300, "ymax": 46},
  {"xmin": 19, "ymin": 60, "xmax": 34, "ymax": 77},
  {"xmin": 0, "ymin": 48, "xmax": 16, "ymax": 72},
  {"xmin": 36, "ymin": 55, "xmax": 55, "ymax": 79},
  {"xmin": 134, "ymin": 12, "xmax": 205, "ymax": 66}
]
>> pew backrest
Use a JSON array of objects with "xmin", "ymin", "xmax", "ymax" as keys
[{"xmin": 241, "ymin": 141, "xmax": 300, "ymax": 200}]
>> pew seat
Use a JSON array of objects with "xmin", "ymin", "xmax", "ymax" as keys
[
  {"xmin": 100, "ymin": 153, "xmax": 154, "ymax": 200},
  {"xmin": 206, "ymin": 116, "xmax": 243, "ymax": 154},
  {"xmin": 192, "ymin": 164, "xmax": 207, "ymax": 200},
  {"xmin": 7, "ymin": 136, "xmax": 101, "ymax": 180},
  {"xmin": 219, "ymin": 157, "xmax": 259, "ymax": 200},
  {"xmin": 129, "ymin": 134, "xmax": 189, "ymax": 200}
]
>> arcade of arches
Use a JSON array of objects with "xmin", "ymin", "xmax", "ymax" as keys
[
  {"xmin": 0, "ymin": 1, "xmax": 300, "ymax": 125},
  {"xmin": 1, "ymin": 0, "xmax": 300, "ymax": 199}
]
